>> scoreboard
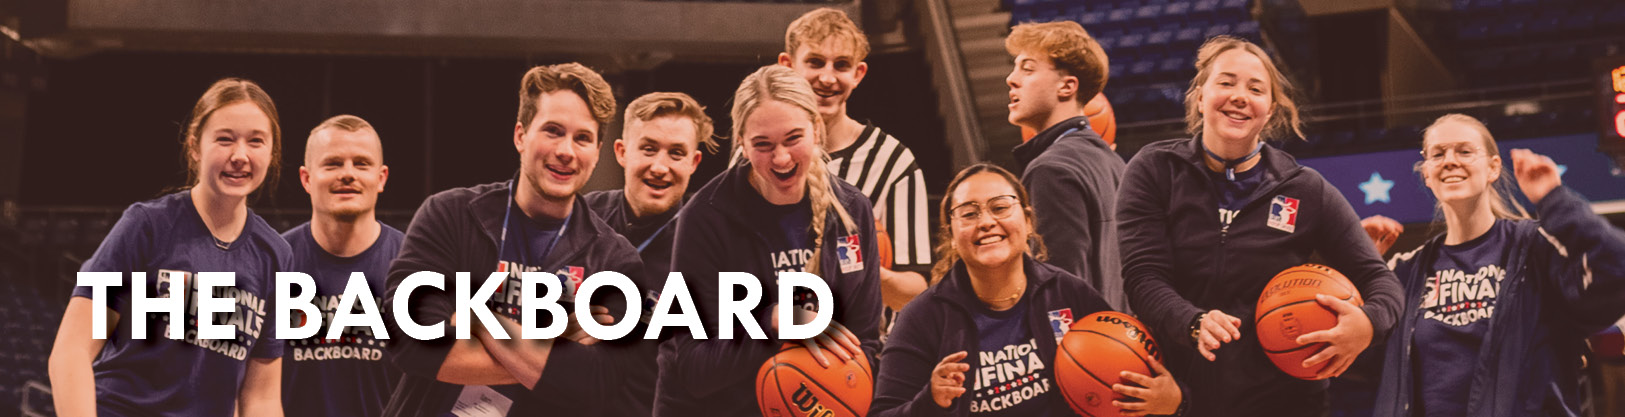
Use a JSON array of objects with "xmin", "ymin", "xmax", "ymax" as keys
[{"xmin": 1602, "ymin": 56, "xmax": 1625, "ymax": 172}]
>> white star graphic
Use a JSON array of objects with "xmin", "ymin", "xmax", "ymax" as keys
[
  {"xmin": 1359, "ymin": 172, "xmax": 1394, "ymax": 205},
  {"xmin": 1557, "ymin": 164, "xmax": 1568, "ymax": 177}
]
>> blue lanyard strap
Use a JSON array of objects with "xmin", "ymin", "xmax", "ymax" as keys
[
  {"xmin": 1201, "ymin": 141, "xmax": 1264, "ymax": 181},
  {"xmin": 635, "ymin": 219, "xmax": 674, "ymax": 254}
]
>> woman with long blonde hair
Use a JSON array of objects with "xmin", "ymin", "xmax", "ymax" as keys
[{"xmin": 654, "ymin": 65, "xmax": 882, "ymax": 417}]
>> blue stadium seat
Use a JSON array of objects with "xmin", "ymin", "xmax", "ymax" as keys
[
  {"xmin": 1165, "ymin": 0, "xmax": 1192, "ymax": 18},
  {"xmin": 1176, "ymin": 26, "xmax": 1204, "ymax": 44},
  {"xmin": 1109, "ymin": 7, "xmax": 1136, "ymax": 25},
  {"xmin": 1204, "ymin": 22, "xmax": 1234, "ymax": 38},
  {"xmin": 1147, "ymin": 29, "xmax": 1175, "ymax": 48},
  {"xmin": 1119, "ymin": 32, "xmax": 1146, "ymax": 49},
  {"xmin": 1136, "ymin": 4, "xmax": 1163, "ymax": 21}
]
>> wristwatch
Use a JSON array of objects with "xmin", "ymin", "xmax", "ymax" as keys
[{"xmin": 1188, "ymin": 312, "xmax": 1207, "ymax": 346}]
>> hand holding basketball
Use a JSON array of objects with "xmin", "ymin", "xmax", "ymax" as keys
[
  {"xmin": 931, "ymin": 351, "xmax": 970, "ymax": 409},
  {"xmin": 1511, "ymin": 149, "xmax": 1561, "ymax": 204},
  {"xmin": 1198, "ymin": 309, "xmax": 1242, "ymax": 361},
  {"xmin": 1293, "ymin": 294, "xmax": 1373, "ymax": 379},
  {"xmin": 801, "ymin": 321, "xmax": 862, "ymax": 368},
  {"xmin": 1360, "ymin": 215, "xmax": 1403, "ymax": 255},
  {"xmin": 1110, "ymin": 357, "xmax": 1182, "ymax": 416}
]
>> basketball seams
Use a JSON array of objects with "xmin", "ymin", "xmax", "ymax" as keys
[{"xmin": 1057, "ymin": 336, "xmax": 1109, "ymax": 417}]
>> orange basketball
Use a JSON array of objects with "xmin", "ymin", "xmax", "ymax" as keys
[
  {"xmin": 756, "ymin": 343, "xmax": 873, "ymax": 417},
  {"xmin": 1084, "ymin": 92, "xmax": 1116, "ymax": 146},
  {"xmin": 874, "ymin": 216, "xmax": 893, "ymax": 270},
  {"xmin": 1254, "ymin": 264, "xmax": 1363, "ymax": 380},
  {"xmin": 1056, "ymin": 311, "xmax": 1163, "ymax": 417}
]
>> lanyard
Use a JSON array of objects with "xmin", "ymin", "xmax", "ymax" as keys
[
  {"xmin": 1201, "ymin": 140, "xmax": 1264, "ymax": 181},
  {"xmin": 635, "ymin": 219, "xmax": 674, "ymax": 254},
  {"xmin": 498, "ymin": 179, "xmax": 570, "ymax": 266}
]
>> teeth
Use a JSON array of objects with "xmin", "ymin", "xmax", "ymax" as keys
[{"xmin": 977, "ymin": 236, "xmax": 1005, "ymax": 245}]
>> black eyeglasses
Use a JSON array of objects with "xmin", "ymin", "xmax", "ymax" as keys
[{"xmin": 950, "ymin": 195, "xmax": 1021, "ymax": 223}]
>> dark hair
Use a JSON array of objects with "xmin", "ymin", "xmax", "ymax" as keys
[
  {"xmin": 517, "ymin": 63, "xmax": 617, "ymax": 133},
  {"xmin": 928, "ymin": 163, "xmax": 1048, "ymax": 284}
]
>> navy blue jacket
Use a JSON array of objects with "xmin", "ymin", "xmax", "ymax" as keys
[
  {"xmin": 583, "ymin": 189, "xmax": 678, "ymax": 285},
  {"xmin": 654, "ymin": 162, "xmax": 883, "ymax": 417},
  {"xmin": 1013, "ymin": 116, "xmax": 1129, "ymax": 313},
  {"xmin": 871, "ymin": 256, "xmax": 1113, "ymax": 417},
  {"xmin": 1373, "ymin": 186, "xmax": 1625, "ymax": 417},
  {"xmin": 380, "ymin": 181, "xmax": 648, "ymax": 417},
  {"xmin": 1117, "ymin": 137, "xmax": 1404, "ymax": 417}
]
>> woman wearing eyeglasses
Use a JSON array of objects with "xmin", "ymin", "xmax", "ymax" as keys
[
  {"xmin": 871, "ymin": 164, "xmax": 1185, "ymax": 417},
  {"xmin": 1361, "ymin": 114, "xmax": 1625, "ymax": 417}
]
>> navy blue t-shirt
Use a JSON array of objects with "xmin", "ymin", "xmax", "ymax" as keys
[
  {"xmin": 1413, "ymin": 220, "xmax": 1510, "ymax": 417},
  {"xmin": 968, "ymin": 294, "xmax": 1055, "ymax": 416},
  {"xmin": 1210, "ymin": 164, "xmax": 1266, "ymax": 229},
  {"xmin": 70, "ymin": 190, "xmax": 288, "ymax": 417},
  {"xmin": 749, "ymin": 193, "xmax": 817, "ymax": 313},
  {"xmin": 281, "ymin": 221, "xmax": 405, "ymax": 417}
]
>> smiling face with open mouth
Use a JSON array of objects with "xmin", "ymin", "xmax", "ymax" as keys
[
  {"xmin": 191, "ymin": 101, "xmax": 274, "ymax": 201},
  {"xmin": 949, "ymin": 172, "xmax": 1031, "ymax": 272},
  {"xmin": 302, "ymin": 127, "xmax": 388, "ymax": 220},
  {"xmin": 743, "ymin": 100, "xmax": 818, "ymax": 205},
  {"xmin": 615, "ymin": 115, "xmax": 702, "ymax": 218},
  {"xmin": 1197, "ymin": 49, "xmax": 1275, "ymax": 147},
  {"xmin": 516, "ymin": 90, "xmax": 601, "ymax": 209},
  {"xmin": 1421, "ymin": 120, "xmax": 1500, "ymax": 207},
  {"xmin": 781, "ymin": 38, "xmax": 867, "ymax": 123}
]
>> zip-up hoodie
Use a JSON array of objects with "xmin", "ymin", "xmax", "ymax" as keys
[
  {"xmin": 380, "ymin": 181, "xmax": 648, "ymax": 417},
  {"xmin": 870, "ymin": 256, "xmax": 1114, "ymax": 417},
  {"xmin": 1373, "ymin": 186, "xmax": 1625, "ymax": 417},
  {"xmin": 1013, "ymin": 116, "xmax": 1130, "ymax": 312},
  {"xmin": 654, "ymin": 162, "xmax": 883, "ymax": 417},
  {"xmin": 1117, "ymin": 137, "xmax": 1404, "ymax": 417}
]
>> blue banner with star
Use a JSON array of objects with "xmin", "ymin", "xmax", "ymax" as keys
[{"xmin": 1299, "ymin": 133, "xmax": 1625, "ymax": 224}]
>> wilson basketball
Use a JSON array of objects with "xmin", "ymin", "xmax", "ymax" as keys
[
  {"xmin": 1084, "ymin": 92, "xmax": 1116, "ymax": 146},
  {"xmin": 756, "ymin": 343, "xmax": 873, "ymax": 417},
  {"xmin": 1255, "ymin": 264, "xmax": 1363, "ymax": 379},
  {"xmin": 1056, "ymin": 311, "xmax": 1163, "ymax": 417}
]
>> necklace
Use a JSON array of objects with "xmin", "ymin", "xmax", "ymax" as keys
[
  {"xmin": 977, "ymin": 282, "xmax": 1026, "ymax": 307},
  {"xmin": 213, "ymin": 236, "xmax": 233, "ymax": 250}
]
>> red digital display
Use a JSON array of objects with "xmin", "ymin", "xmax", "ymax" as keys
[{"xmin": 1614, "ymin": 66, "xmax": 1625, "ymax": 140}]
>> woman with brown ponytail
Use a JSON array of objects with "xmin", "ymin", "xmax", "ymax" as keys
[{"xmin": 654, "ymin": 65, "xmax": 882, "ymax": 417}]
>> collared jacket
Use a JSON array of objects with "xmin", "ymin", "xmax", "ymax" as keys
[
  {"xmin": 380, "ymin": 181, "xmax": 647, "ymax": 417},
  {"xmin": 870, "ymin": 256, "xmax": 1113, "ymax": 417},
  {"xmin": 1013, "ymin": 116, "xmax": 1130, "ymax": 312},
  {"xmin": 1117, "ymin": 137, "xmax": 1404, "ymax": 417},
  {"xmin": 654, "ymin": 162, "xmax": 883, "ymax": 417},
  {"xmin": 1373, "ymin": 186, "xmax": 1625, "ymax": 417}
]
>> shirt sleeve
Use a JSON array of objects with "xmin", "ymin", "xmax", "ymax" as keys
[
  {"xmin": 1022, "ymin": 163, "xmax": 1094, "ymax": 286},
  {"xmin": 382, "ymin": 193, "xmax": 460, "ymax": 379},
  {"xmin": 1117, "ymin": 155, "xmax": 1206, "ymax": 348},
  {"xmin": 869, "ymin": 301, "xmax": 954, "ymax": 417},
  {"xmin": 886, "ymin": 168, "xmax": 934, "ymax": 274},
  {"xmin": 663, "ymin": 205, "xmax": 779, "ymax": 400},
  {"xmin": 73, "ymin": 204, "xmax": 156, "ymax": 309},
  {"xmin": 1531, "ymin": 186, "xmax": 1625, "ymax": 334},
  {"xmin": 1314, "ymin": 177, "xmax": 1404, "ymax": 341}
]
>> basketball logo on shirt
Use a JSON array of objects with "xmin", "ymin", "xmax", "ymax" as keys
[
  {"xmin": 1047, "ymin": 309, "xmax": 1073, "ymax": 342},
  {"xmin": 837, "ymin": 235, "xmax": 863, "ymax": 274},
  {"xmin": 557, "ymin": 266, "xmax": 586, "ymax": 301},
  {"xmin": 1268, "ymin": 196, "xmax": 1300, "ymax": 233}
]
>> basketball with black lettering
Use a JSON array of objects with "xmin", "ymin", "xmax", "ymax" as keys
[
  {"xmin": 1255, "ymin": 264, "xmax": 1363, "ymax": 379},
  {"xmin": 1055, "ymin": 311, "xmax": 1163, "ymax": 417},
  {"xmin": 756, "ymin": 343, "xmax": 873, "ymax": 417}
]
